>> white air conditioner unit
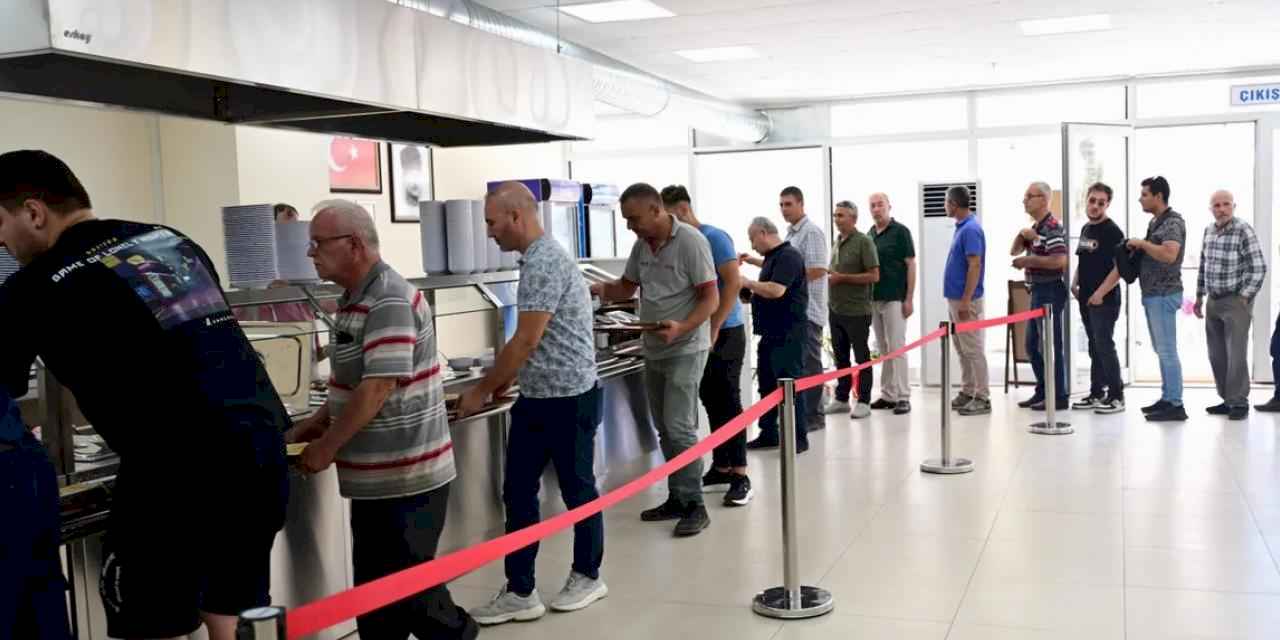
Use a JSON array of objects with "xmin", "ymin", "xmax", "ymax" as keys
[{"xmin": 918, "ymin": 180, "xmax": 981, "ymax": 388}]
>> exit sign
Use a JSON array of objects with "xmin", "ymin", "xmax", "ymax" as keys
[{"xmin": 1231, "ymin": 83, "xmax": 1280, "ymax": 106}]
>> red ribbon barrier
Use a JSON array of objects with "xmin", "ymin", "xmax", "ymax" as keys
[
  {"xmin": 796, "ymin": 326, "xmax": 947, "ymax": 392},
  {"xmin": 953, "ymin": 307, "xmax": 1045, "ymax": 334},
  {"xmin": 286, "ymin": 389, "xmax": 784, "ymax": 639}
]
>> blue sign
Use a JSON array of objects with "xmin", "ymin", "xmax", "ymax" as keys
[{"xmin": 1231, "ymin": 83, "xmax": 1280, "ymax": 106}]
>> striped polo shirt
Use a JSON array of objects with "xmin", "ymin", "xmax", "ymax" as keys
[
  {"xmin": 1024, "ymin": 214, "xmax": 1068, "ymax": 284},
  {"xmin": 327, "ymin": 261, "xmax": 455, "ymax": 499}
]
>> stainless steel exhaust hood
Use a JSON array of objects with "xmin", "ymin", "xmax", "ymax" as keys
[{"xmin": 0, "ymin": 0, "xmax": 595, "ymax": 146}]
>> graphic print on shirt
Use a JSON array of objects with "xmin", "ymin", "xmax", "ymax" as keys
[{"xmin": 91, "ymin": 228, "xmax": 229, "ymax": 329}]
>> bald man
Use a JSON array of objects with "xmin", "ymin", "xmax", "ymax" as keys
[
  {"xmin": 867, "ymin": 192, "xmax": 916, "ymax": 414},
  {"xmin": 288, "ymin": 199, "xmax": 477, "ymax": 639},
  {"xmin": 463, "ymin": 183, "xmax": 607, "ymax": 624},
  {"xmin": 1011, "ymin": 181, "xmax": 1069, "ymax": 411},
  {"xmin": 1194, "ymin": 190, "xmax": 1267, "ymax": 420}
]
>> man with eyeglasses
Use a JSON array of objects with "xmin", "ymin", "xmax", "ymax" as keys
[
  {"xmin": 1011, "ymin": 181, "xmax": 1069, "ymax": 412},
  {"xmin": 288, "ymin": 199, "xmax": 478, "ymax": 639}
]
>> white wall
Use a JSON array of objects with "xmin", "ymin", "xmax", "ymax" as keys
[
  {"xmin": 433, "ymin": 142, "xmax": 568, "ymax": 199},
  {"xmin": 156, "ymin": 116, "xmax": 240, "ymax": 274}
]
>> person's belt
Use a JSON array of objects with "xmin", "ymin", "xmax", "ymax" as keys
[{"xmin": 1209, "ymin": 291, "xmax": 1243, "ymax": 300}]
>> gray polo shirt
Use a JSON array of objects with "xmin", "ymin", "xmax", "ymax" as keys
[
  {"xmin": 786, "ymin": 216, "xmax": 829, "ymax": 327},
  {"xmin": 623, "ymin": 216, "xmax": 717, "ymax": 361},
  {"xmin": 1139, "ymin": 209, "xmax": 1186, "ymax": 296},
  {"xmin": 516, "ymin": 235, "xmax": 597, "ymax": 398}
]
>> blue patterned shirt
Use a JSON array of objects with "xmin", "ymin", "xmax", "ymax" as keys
[{"xmin": 517, "ymin": 236, "xmax": 598, "ymax": 398}]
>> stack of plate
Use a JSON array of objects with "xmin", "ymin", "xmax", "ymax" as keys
[
  {"xmin": 0, "ymin": 248, "xmax": 19, "ymax": 284},
  {"xmin": 274, "ymin": 221, "xmax": 319, "ymax": 283},
  {"xmin": 223, "ymin": 204, "xmax": 279, "ymax": 289}
]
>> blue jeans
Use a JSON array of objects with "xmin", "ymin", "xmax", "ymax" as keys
[
  {"xmin": 1027, "ymin": 281, "xmax": 1068, "ymax": 401},
  {"xmin": 1142, "ymin": 293, "xmax": 1184, "ymax": 405}
]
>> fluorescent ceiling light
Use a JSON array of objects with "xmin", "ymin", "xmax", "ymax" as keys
[
  {"xmin": 558, "ymin": 0, "xmax": 674, "ymax": 23},
  {"xmin": 1018, "ymin": 14, "xmax": 1113, "ymax": 36},
  {"xmin": 674, "ymin": 46, "xmax": 761, "ymax": 63}
]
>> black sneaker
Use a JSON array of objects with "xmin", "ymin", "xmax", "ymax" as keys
[
  {"xmin": 807, "ymin": 418, "xmax": 826, "ymax": 432},
  {"xmin": 723, "ymin": 475, "xmax": 753, "ymax": 507},
  {"xmin": 1146, "ymin": 405, "xmax": 1188, "ymax": 422},
  {"xmin": 950, "ymin": 392, "xmax": 974, "ymax": 409},
  {"xmin": 1072, "ymin": 395, "xmax": 1102, "ymax": 410},
  {"xmin": 1094, "ymin": 398, "xmax": 1125, "ymax": 415},
  {"xmin": 1142, "ymin": 400, "xmax": 1172, "ymax": 414},
  {"xmin": 797, "ymin": 439, "xmax": 810, "ymax": 454},
  {"xmin": 1256, "ymin": 398, "xmax": 1280, "ymax": 412},
  {"xmin": 641, "ymin": 498, "xmax": 685, "ymax": 522},
  {"xmin": 702, "ymin": 468, "xmax": 735, "ymax": 491},
  {"xmin": 1018, "ymin": 395, "xmax": 1044, "ymax": 409},
  {"xmin": 1228, "ymin": 406, "xmax": 1249, "ymax": 421},
  {"xmin": 1206, "ymin": 403, "xmax": 1231, "ymax": 415},
  {"xmin": 1029, "ymin": 398, "xmax": 1069, "ymax": 411},
  {"xmin": 673, "ymin": 503, "xmax": 710, "ymax": 537},
  {"xmin": 869, "ymin": 398, "xmax": 896, "ymax": 410},
  {"xmin": 746, "ymin": 436, "xmax": 779, "ymax": 450},
  {"xmin": 893, "ymin": 400, "xmax": 912, "ymax": 415}
]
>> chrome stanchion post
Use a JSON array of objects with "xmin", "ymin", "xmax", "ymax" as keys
[
  {"xmin": 753, "ymin": 378, "xmax": 834, "ymax": 619},
  {"xmin": 1030, "ymin": 303, "xmax": 1073, "ymax": 435},
  {"xmin": 922, "ymin": 322, "xmax": 974, "ymax": 474},
  {"xmin": 237, "ymin": 607, "xmax": 286, "ymax": 640}
]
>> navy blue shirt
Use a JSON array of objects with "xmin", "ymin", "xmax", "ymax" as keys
[{"xmin": 752, "ymin": 241, "xmax": 809, "ymax": 340}]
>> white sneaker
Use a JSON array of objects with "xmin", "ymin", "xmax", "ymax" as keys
[
  {"xmin": 821, "ymin": 399, "xmax": 851, "ymax": 414},
  {"xmin": 850, "ymin": 402, "xmax": 871, "ymax": 419},
  {"xmin": 549, "ymin": 571, "xmax": 608, "ymax": 612},
  {"xmin": 470, "ymin": 585, "xmax": 546, "ymax": 625}
]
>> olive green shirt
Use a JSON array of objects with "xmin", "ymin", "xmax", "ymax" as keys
[{"xmin": 829, "ymin": 228, "xmax": 879, "ymax": 316}]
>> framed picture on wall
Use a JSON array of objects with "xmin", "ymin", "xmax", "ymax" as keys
[
  {"xmin": 328, "ymin": 137, "xmax": 382, "ymax": 193},
  {"xmin": 388, "ymin": 143, "xmax": 434, "ymax": 223}
]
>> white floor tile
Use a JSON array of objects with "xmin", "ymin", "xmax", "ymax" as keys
[{"xmin": 1126, "ymin": 586, "xmax": 1280, "ymax": 639}]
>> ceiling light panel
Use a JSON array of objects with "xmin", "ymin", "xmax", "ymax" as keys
[
  {"xmin": 559, "ymin": 0, "xmax": 675, "ymax": 23},
  {"xmin": 1018, "ymin": 14, "xmax": 1113, "ymax": 36},
  {"xmin": 674, "ymin": 46, "xmax": 761, "ymax": 62}
]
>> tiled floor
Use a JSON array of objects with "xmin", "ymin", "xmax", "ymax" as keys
[{"xmin": 439, "ymin": 387, "xmax": 1280, "ymax": 639}]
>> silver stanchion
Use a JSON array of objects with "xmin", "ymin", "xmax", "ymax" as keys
[
  {"xmin": 922, "ymin": 322, "xmax": 974, "ymax": 474},
  {"xmin": 752, "ymin": 378, "xmax": 834, "ymax": 619},
  {"xmin": 1030, "ymin": 303, "xmax": 1073, "ymax": 435},
  {"xmin": 236, "ymin": 607, "xmax": 286, "ymax": 640}
]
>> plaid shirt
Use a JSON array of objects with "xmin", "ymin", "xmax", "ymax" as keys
[
  {"xmin": 1196, "ymin": 217, "xmax": 1267, "ymax": 300},
  {"xmin": 785, "ymin": 216, "xmax": 829, "ymax": 326}
]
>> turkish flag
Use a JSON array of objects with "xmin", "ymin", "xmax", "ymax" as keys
[{"xmin": 328, "ymin": 137, "xmax": 381, "ymax": 192}]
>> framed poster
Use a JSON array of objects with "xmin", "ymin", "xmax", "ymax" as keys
[
  {"xmin": 388, "ymin": 143, "xmax": 434, "ymax": 223},
  {"xmin": 328, "ymin": 137, "xmax": 382, "ymax": 193}
]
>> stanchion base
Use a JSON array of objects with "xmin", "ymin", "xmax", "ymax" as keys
[
  {"xmin": 1029, "ymin": 422, "xmax": 1074, "ymax": 435},
  {"xmin": 752, "ymin": 586, "xmax": 834, "ymax": 619},
  {"xmin": 920, "ymin": 457, "xmax": 974, "ymax": 474}
]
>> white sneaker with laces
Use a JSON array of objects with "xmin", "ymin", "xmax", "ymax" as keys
[
  {"xmin": 850, "ymin": 402, "xmax": 871, "ymax": 418},
  {"xmin": 470, "ymin": 585, "xmax": 546, "ymax": 625},
  {"xmin": 549, "ymin": 571, "xmax": 608, "ymax": 612},
  {"xmin": 821, "ymin": 399, "xmax": 851, "ymax": 414}
]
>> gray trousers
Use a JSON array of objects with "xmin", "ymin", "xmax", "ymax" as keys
[
  {"xmin": 802, "ymin": 321, "xmax": 824, "ymax": 425},
  {"xmin": 643, "ymin": 350, "xmax": 709, "ymax": 505},
  {"xmin": 1206, "ymin": 295, "xmax": 1254, "ymax": 407}
]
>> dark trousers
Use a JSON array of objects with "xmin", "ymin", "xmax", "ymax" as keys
[
  {"xmin": 757, "ymin": 334, "xmax": 810, "ymax": 449},
  {"xmin": 0, "ymin": 439, "xmax": 71, "ymax": 640},
  {"xmin": 702, "ymin": 325, "xmax": 747, "ymax": 469},
  {"xmin": 1079, "ymin": 302, "xmax": 1123, "ymax": 400},
  {"xmin": 801, "ymin": 322, "xmax": 824, "ymax": 426},
  {"xmin": 351, "ymin": 484, "xmax": 477, "ymax": 640},
  {"xmin": 1270, "ymin": 311, "xmax": 1280, "ymax": 399},
  {"xmin": 1028, "ymin": 281, "xmax": 1068, "ymax": 401},
  {"xmin": 504, "ymin": 386, "xmax": 604, "ymax": 596},
  {"xmin": 829, "ymin": 311, "xmax": 873, "ymax": 403}
]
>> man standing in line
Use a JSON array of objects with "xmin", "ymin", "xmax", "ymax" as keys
[
  {"xmin": 461, "ymin": 182, "xmax": 608, "ymax": 624},
  {"xmin": 867, "ymin": 192, "xmax": 916, "ymax": 415},
  {"xmin": 660, "ymin": 185, "xmax": 753, "ymax": 507},
  {"xmin": 591, "ymin": 183, "xmax": 718, "ymax": 537},
  {"xmin": 943, "ymin": 185, "xmax": 991, "ymax": 416},
  {"xmin": 1090, "ymin": 177, "xmax": 1189, "ymax": 421},
  {"xmin": 1073, "ymin": 182, "xmax": 1127, "ymax": 414},
  {"xmin": 741, "ymin": 217, "xmax": 811, "ymax": 454},
  {"xmin": 1259, "ymin": 244, "xmax": 1280, "ymax": 413},
  {"xmin": 743, "ymin": 187, "xmax": 828, "ymax": 431},
  {"xmin": 822, "ymin": 200, "xmax": 880, "ymax": 419},
  {"xmin": 1193, "ymin": 190, "xmax": 1266, "ymax": 421},
  {"xmin": 289, "ymin": 200, "xmax": 477, "ymax": 639},
  {"xmin": 1011, "ymin": 181, "xmax": 1070, "ymax": 412}
]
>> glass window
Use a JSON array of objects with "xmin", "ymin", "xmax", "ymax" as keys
[
  {"xmin": 569, "ymin": 153, "xmax": 691, "ymax": 255},
  {"xmin": 570, "ymin": 116, "xmax": 689, "ymax": 154},
  {"xmin": 1138, "ymin": 75, "xmax": 1280, "ymax": 118},
  {"xmin": 831, "ymin": 97, "xmax": 968, "ymax": 137},
  {"xmin": 977, "ymin": 85, "xmax": 1126, "ymax": 127}
]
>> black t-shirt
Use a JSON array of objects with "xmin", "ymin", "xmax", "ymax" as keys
[
  {"xmin": 752, "ymin": 241, "xmax": 809, "ymax": 340},
  {"xmin": 1075, "ymin": 217, "xmax": 1124, "ymax": 306},
  {"xmin": 0, "ymin": 219, "xmax": 288, "ymax": 472}
]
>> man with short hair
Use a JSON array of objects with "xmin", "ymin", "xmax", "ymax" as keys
[
  {"xmin": 274, "ymin": 202, "xmax": 300, "ymax": 222},
  {"xmin": 1193, "ymin": 190, "xmax": 1266, "ymax": 421},
  {"xmin": 943, "ymin": 185, "xmax": 991, "ymax": 416},
  {"xmin": 741, "ymin": 217, "xmax": 811, "ymax": 454},
  {"xmin": 1011, "ymin": 181, "xmax": 1069, "ymax": 412},
  {"xmin": 288, "ymin": 200, "xmax": 477, "ymax": 639},
  {"xmin": 0, "ymin": 150, "xmax": 289, "ymax": 640},
  {"xmin": 463, "ymin": 182, "xmax": 607, "ymax": 624},
  {"xmin": 591, "ymin": 183, "xmax": 719, "ymax": 537},
  {"xmin": 661, "ymin": 185, "xmax": 753, "ymax": 507},
  {"xmin": 1074, "ymin": 182, "xmax": 1126, "ymax": 414},
  {"xmin": 867, "ymin": 193, "xmax": 916, "ymax": 415},
  {"xmin": 823, "ymin": 200, "xmax": 880, "ymax": 419}
]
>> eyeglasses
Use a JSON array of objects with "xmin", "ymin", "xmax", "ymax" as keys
[
  {"xmin": 308, "ymin": 234, "xmax": 353, "ymax": 251},
  {"xmin": 1023, "ymin": 194, "xmax": 1046, "ymax": 201}
]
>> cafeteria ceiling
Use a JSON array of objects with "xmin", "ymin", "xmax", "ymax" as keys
[{"xmin": 476, "ymin": 0, "xmax": 1280, "ymax": 107}]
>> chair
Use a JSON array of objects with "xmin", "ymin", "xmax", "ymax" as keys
[{"xmin": 1005, "ymin": 280, "xmax": 1035, "ymax": 393}]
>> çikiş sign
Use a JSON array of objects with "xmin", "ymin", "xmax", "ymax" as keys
[{"xmin": 1231, "ymin": 83, "xmax": 1280, "ymax": 106}]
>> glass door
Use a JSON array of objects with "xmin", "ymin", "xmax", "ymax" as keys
[{"xmin": 1062, "ymin": 123, "xmax": 1132, "ymax": 396}]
